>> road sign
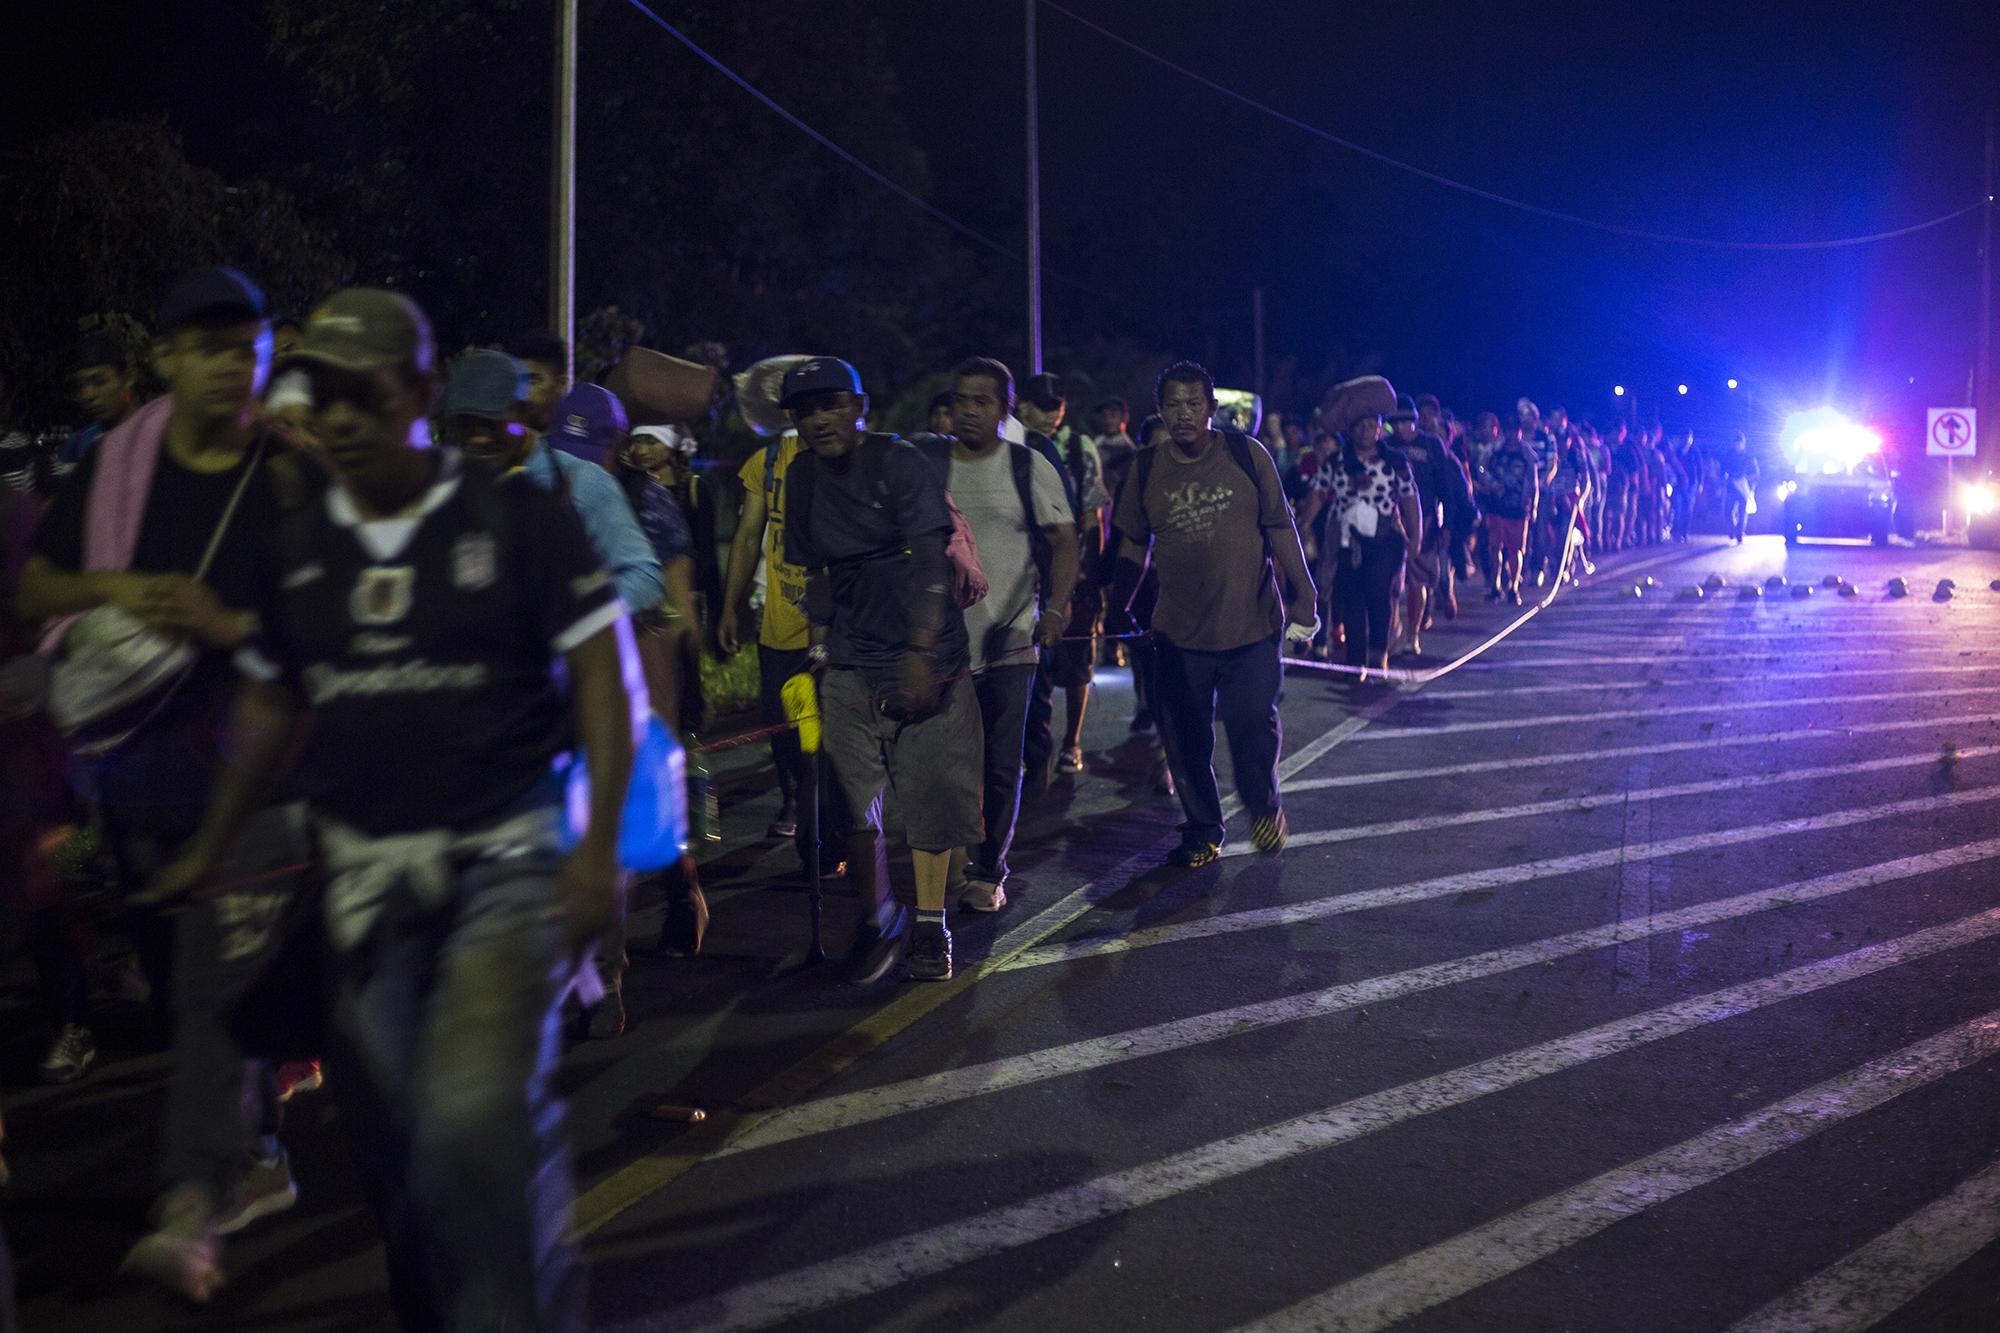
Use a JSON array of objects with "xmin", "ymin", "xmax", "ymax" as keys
[{"xmin": 1927, "ymin": 407, "xmax": 1977, "ymax": 457}]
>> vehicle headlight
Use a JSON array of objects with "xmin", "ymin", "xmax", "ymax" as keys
[{"xmin": 1964, "ymin": 482, "xmax": 2000, "ymax": 518}]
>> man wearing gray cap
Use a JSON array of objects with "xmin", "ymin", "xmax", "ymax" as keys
[{"xmin": 145, "ymin": 287, "xmax": 634, "ymax": 1331}]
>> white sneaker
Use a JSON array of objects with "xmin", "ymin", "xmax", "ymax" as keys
[
  {"xmin": 958, "ymin": 876, "xmax": 1008, "ymax": 913},
  {"xmin": 216, "ymin": 1153, "xmax": 299, "ymax": 1235},
  {"xmin": 123, "ymin": 1185, "xmax": 225, "ymax": 1302}
]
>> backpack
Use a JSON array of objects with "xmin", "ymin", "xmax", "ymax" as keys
[
  {"xmin": 790, "ymin": 434, "xmax": 987, "ymax": 609},
  {"xmin": 912, "ymin": 433, "xmax": 1054, "ymax": 597}
]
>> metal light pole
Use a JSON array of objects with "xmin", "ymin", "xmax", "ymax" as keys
[
  {"xmin": 550, "ymin": 0, "xmax": 577, "ymax": 379},
  {"xmin": 1979, "ymin": 108, "xmax": 1994, "ymax": 458},
  {"xmin": 1252, "ymin": 287, "xmax": 1267, "ymax": 398},
  {"xmin": 1024, "ymin": 0, "xmax": 1044, "ymax": 375}
]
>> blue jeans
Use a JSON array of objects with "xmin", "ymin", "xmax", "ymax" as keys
[
  {"xmin": 1153, "ymin": 633, "xmax": 1284, "ymax": 844},
  {"xmin": 329, "ymin": 853, "xmax": 581, "ymax": 1333}
]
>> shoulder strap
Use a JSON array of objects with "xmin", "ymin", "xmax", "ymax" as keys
[
  {"xmin": 763, "ymin": 440, "xmax": 778, "ymax": 504},
  {"xmin": 192, "ymin": 439, "xmax": 268, "ymax": 581},
  {"xmin": 1009, "ymin": 442, "xmax": 1055, "ymax": 591}
]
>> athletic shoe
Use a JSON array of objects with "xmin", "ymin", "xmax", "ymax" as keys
[
  {"xmin": 767, "ymin": 799, "xmax": 798, "ymax": 839},
  {"xmin": 216, "ymin": 1152, "xmax": 299, "ymax": 1236},
  {"xmin": 276, "ymin": 1060, "xmax": 322, "ymax": 1101},
  {"xmin": 123, "ymin": 1184, "xmax": 224, "ymax": 1302},
  {"xmin": 958, "ymin": 876, "xmax": 1008, "ymax": 914},
  {"xmin": 38, "ymin": 1024, "xmax": 96, "ymax": 1084},
  {"xmin": 1484, "ymin": 589, "xmax": 1502, "ymax": 603},
  {"xmin": 1250, "ymin": 810, "xmax": 1288, "ymax": 854},
  {"xmin": 848, "ymin": 904, "xmax": 910, "ymax": 985},
  {"xmin": 1167, "ymin": 838, "xmax": 1222, "ymax": 869},
  {"xmin": 908, "ymin": 921, "xmax": 953, "ymax": 982},
  {"xmin": 1057, "ymin": 747, "xmax": 1085, "ymax": 775}
]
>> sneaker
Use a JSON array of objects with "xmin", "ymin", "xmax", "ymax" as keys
[
  {"xmin": 908, "ymin": 921, "xmax": 953, "ymax": 982},
  {"xmin": 38, "ymin": 1023, "xmax": 96, "ymax": 1084},
  {"xmin": 1057, "ymin": 747, "xmax": 1085, "ymax": 775},
  {"xmin": 958, "ymin": 875, "xmax": 1008, "ymax": 914},
  {"xmin": 1251, "ymin": 810, "xmax": 1288, "ymax": 854},
  {"xmin": 585, "ymin": 977, "xmax": 627, "ymax": 1040},
  {"xmin": 767, "ymin": 801, "xmax": 798, "ymax": 840},
  {"xmin": 847, "ymin": 904, "xmax": 910, "ymax": 985},
  {"xmin": 216, "ymin": 1152, "xmax": 299, "ymax": 1236},
  {"xmin": 276, "ymin": 1060, "xmax": 322, "ymax": 1101},
  {"xmin": 1484, "ymin": 588, "xmax": 1502, "ymax": 602},
  {"xmin": 1167, "ymin": 838, "xmax": 1222, "ymax": 869},
  {"xmin": 124, "ymin": 1184, "xmax": 224, "ymax": 1302}
]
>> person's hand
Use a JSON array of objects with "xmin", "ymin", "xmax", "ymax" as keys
[
  {"xmin": 555, "ymin": 839, "xmax": 620, "ymax": 959},
  {"xmin": 1033, "ymin": 610, "xmax": 1066, "ymax": 652},
  {"xmin": 131, "ymin": 842, "xmax": 221, "ymax": 909},
  {"xmin": 896, "ymin": 649, "xmax": 938, "ymax": 716},
  {"xmin": 1284, "ymin": 597, "xmax": 1320, "ymax": 644},
  {"xmin": 141, "ymin": 576, "xmax": 244, "ymax": 648},
  {"xmin": 103, "ymin": 571, "xmax": 164, "ymax": 619},
  {"xmin": 717, "ymin": 606, "xmax": 741, "ymax": 657}
]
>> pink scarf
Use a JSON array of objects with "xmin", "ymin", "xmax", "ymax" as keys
[{"xmin": 37, "ymin": 394, "xmax": 174, "ymax": 652}]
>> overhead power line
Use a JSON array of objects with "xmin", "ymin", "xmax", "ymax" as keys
[
  {"xmin": 619, "ymin": 0, "xmax": 1121, "ymax": 301},
  {"xmin": 1042, "ymin": 0, "xmax": 1986, "ymax": 252}
]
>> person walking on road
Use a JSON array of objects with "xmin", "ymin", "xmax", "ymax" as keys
[
  {"xmin": 1309, "ymin": 378, "xmax": 1425, "ymax": 674},
  {"xmin": 1109, "ymin": 360, "xmax": 1318, "ymax": 868},
  {"xmin": 1477, "ymin": 418, "xmax": 1541, "ymax": 604},
  {"xmin": 782, "ymin": 357, "xmax": 983, "ymax": 983},
  {"xmin": 144, "ymin": 288, "xmax": 636, "ymax": 1332},
  {"xmin": 1723, "ymin": 432, "xmax": 1758, "ymax": 544},
  {"xmin": 921, "ymin": 358, "xmax": 1078, "ymax": 914}
]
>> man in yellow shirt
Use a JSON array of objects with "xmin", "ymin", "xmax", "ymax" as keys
[{"xmin": 720, "ymin": 429, "xmax": 844, "ymax": 876}]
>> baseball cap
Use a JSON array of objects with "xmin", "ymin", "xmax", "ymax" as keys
[
  {"xmin": 158, "ymin": 267, "xmax": 269, "ymax": 333},
  {"xmin": 1022, "ymin": 373, "xmax": 1066, "ymax": 411},
  {"xmin": 286, "ymin": 288, "xmax": 436, "ymax": 376},
  {"xmin": 439, "ymin": 349, "xmax": 528, "ymax": 420},
  {"xmin": 631, "ymin": 424, "xmax": 696, "ymax": 455},
  {"xmin": 549, "ymin": 384, "xmax": 629, "ymax": 463},
  {"xmin": 1387, "ymin": 394, "xmax": 1418, "ymax": 423},
  {"xmin": 75, "ymin": 329, "xmax": 131, "ymax": 373},
  {"xmin": 779, "ymin": 357, "xmax": 863, "ymax": 410}
]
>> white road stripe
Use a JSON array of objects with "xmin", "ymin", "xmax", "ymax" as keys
[
  {"xmin": 1284, "ymin": 712, "xmax": 2000, "ymax": 791},
  {"xmin": 716, "ymin": 839, "xmax": 2000, "ymax": 1159},
  {"xmin": 1430, "ymin": 662, "xmax": 2000, "ymax": 700},
  {"xmin": 1613, "ymin": 753, "xmax": 1657, "ymax": 993},
  {"xmin": 1465, "ymin": 647, "xmax": 2000, "ymax": 670},
  {"xmin": 616, "ymin": 906, "xmax": 2000, "ymax": 1333},
  {"xmin": 1723, "ymin": 1157, "xmax": 2000, "ymax": 1333},
  {"xmin": 1239, "ymin": 745, "xmax": 2000, "ymax": 853},
  {"xmin": 1238, "ymin": 1011, "xmax": 2000, "ymax": 1333},
  {"xmin": 1353, "ymin": 684, "xmax": 2000, "ymax": 741},
  {"xmin": 1015, "ymin": 784, "xmax": 2000, "ymax": 970}
]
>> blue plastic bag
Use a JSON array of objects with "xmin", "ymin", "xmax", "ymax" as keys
[{"xmin": 563, "ymin": 713, "xmax": 688, "ymax": 871}]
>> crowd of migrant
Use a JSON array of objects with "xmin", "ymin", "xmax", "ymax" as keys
[{"xmin": 0, "ymin": 266, "xmax": 1744, "ymax": 1327}]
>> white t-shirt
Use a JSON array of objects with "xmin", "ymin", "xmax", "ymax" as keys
[{"xmin": 948, "ymin": 442, "xmax": 1071, "ymax": 671}]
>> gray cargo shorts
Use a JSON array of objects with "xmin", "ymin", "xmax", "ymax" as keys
[{"xmin": 820, "ymin": 666, "xmax": 983, "ymax": 853}]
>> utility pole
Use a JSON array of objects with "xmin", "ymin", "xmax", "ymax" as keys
[
  {"xmin": 1979, "ymin": 108, "xmax": 1994, "ymax": 458},
  {"xmin": 1024, "ymin": 0, "xmax": 1044, "ymax": 376},
  {"xmin": 549, "ymin": 0, "xmax": 577, "ymax": 380}
]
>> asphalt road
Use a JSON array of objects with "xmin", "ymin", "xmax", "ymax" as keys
[{"xmin": 11, "ymin": 534, "xmax": 2000, "ymax": 1332}]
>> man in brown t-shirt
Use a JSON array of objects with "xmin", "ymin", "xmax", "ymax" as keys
[{"xmin": 1109, "ymin": 360, "xmax": 1318, "ymax": 867}]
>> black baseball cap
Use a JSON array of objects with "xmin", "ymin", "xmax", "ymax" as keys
[
  {"xmin": 779, "ymin": 357, "xmax": 864, "ymax": 409},
  {"xmin": 158, "ymin": 267, "xmax": 269, "ymax": 333},
  {"xmin": 1022, "ymin": 373, "xmax": 1066, "ymax": 411}
]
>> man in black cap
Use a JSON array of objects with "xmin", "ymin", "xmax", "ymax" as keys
[
  {"xmin": 145, "ymin": 286, "xmax": 633, "ymax": 1330},
  {"xmin": 57, "ymin": 328, "xmax": 141, "ymax": 471},
  {"xmin": 782, "ymin": 356, "xmax": 982, "ymax": 982},
  {"xmin": 18, "ymin": 267, "xmax": 308, "ymax": 1298}
]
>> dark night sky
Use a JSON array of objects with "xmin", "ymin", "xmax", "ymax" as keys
[{"xmin": 11, "ymin": 1, "xmax": 1999, "ymax": 440}]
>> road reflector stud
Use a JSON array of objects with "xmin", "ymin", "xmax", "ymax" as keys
[
  {"xmin": 1765, "ymin": 575, "xmax": 1787, "ymax": 590},
  {"xmin": 1791, "ymin": 584, "xmax": 1815, "ymax": 599}
]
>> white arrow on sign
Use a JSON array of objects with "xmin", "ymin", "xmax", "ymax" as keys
[{"xmin": 1927, "ymin": 407, "xmax": 1977, "ymax": 457}]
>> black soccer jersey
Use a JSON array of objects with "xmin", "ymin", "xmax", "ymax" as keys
[{"xmin": 237, "ymin": 448, "xmax": 622, "ymax": 836}]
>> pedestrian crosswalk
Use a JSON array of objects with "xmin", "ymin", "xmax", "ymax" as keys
[{"xmin": 590, "ymin": 554, "xmax": 2000, "ymax": 1333}]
